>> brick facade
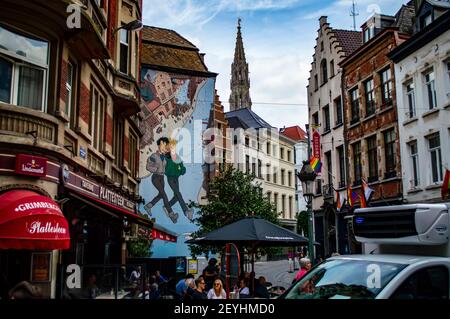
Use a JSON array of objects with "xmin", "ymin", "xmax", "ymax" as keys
[
  {"xmin": 79, "ymin": 82, "xmax": 90, "ymax": 124},
  {"xmin": 341, "ymin": 29, "xmax": 410, "ymax": 204},
  {"xmin": 105, "ymin": 113, "xmax": 113, "ymax": 146},
  {"xmin": 59, "ymin": 59, "xmax": 68, "ymax": 104}
]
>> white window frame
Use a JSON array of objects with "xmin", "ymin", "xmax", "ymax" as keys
[
  {"xmin": 0, "ymin": 26, "xmax": 49, "ymax": 112},
  {"xmin": 427, "ymin": 133, "xmax": 443, "ymax": 184},
  {"xmin": 405, "ymin": 80, "xmax": 416, "ymax": 118},
  {"xmin": 424, "ymin": 69, "xmax": 437, "ymax": 110},
  {"xmin": 119, "ymin": 27, "xmax": 130, "ymax": 75},
  {"xmin": 408, "ymin": 141, "xmax": 419, "ymax": 188}
]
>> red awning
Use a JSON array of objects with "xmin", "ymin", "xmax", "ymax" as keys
[
  {"xmin": 0, "ymin": 190, "xmax": 70, "ymax": 250},
  {"xmin": 151, "ymin": 225, "xmax": 177, "ymax": 243}
]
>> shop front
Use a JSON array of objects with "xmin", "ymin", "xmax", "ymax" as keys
[{"xmin": 0, "ymin": 153, "xmax": 69, "ymax": 299}]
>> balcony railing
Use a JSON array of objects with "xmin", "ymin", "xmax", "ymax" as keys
[{"xmin": 0, "ymin": 103, "xmax": 57, "ymax": 144}]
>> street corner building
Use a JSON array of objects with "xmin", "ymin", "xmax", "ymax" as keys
[
  {"xmin": 0, "ymin": 0, "xmax": 152, "ymax": 299},
  {"xmin": 138, "ymin": 26, "xmax": 217, "ymax": 258}
]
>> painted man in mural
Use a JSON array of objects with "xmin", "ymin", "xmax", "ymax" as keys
[
  {"xmin": 144, "ymin": 137, "xmax": 179, "ymax": 223},
  {"xmin": 165, "ymin": 139, "xmax": 194, "ymax": 221}
]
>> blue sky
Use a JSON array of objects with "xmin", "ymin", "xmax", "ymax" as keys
[{"xmin": 143, "ymin": 0, "xmax": 409, "ymax": 129}]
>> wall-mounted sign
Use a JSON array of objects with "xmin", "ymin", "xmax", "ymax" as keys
[
  {"xmin": 15, "ymin": 154, "xmax": 47, "ymax": 177},
  {"xmin": 79, "ymin": 147, "xmax": 87, "ymax": 160},
  {"xmin": 30, "ymin": 252, "xmax": 52, "ymax": 282},
  {"xmin": 63, "ymin": 169, "xmax": 137, "ymax": 214},
  {"xmin": 188, "ymin": 259, "xmax": 198, "ymax": 274},
  {"xmin": 312, "ymin": 128, "xmax": 321, "ymax": 160}
]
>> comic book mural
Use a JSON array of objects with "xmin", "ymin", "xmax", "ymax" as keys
[{"xmin": 139, "ymin": 68, "xmax": 215, "ymax": 258}]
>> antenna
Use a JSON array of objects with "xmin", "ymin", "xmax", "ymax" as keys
[{"xmin": 350, "ymin": 0, "xmax": 359, "ymax": 31}]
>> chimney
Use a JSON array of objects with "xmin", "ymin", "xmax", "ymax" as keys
[{"xmin": 319, "ymin": 16, "xmax": 328, "ymax": 28}]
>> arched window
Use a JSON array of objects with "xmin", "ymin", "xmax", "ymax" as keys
[{"xmin": 321, "ymin": 59, "xmax": 328, "ymax": 84}]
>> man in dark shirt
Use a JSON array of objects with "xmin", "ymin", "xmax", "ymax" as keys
[{"xmin": 254, "ymin": 276, "xmax": 270, "ymax": 299}]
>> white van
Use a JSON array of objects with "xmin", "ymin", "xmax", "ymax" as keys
[{"xmin": 281, "ymin": 203, "xmax": 450, "ymax": 299}]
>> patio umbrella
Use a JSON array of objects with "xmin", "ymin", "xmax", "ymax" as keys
[
  {"xmin": 186, "ymin": 216, "xmax": 317, "ymax": 286},
  {"xmin": 185, "ymin": 216, "xmax": 312, "ymax": 247}
]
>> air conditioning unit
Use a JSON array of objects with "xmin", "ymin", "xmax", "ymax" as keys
[{"xmin": 353, "ymin": 204, "xmax": 450, "ymax": 245}]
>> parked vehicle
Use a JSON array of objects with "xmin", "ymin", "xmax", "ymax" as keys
[{"xmin": 280, "ymin": 203, "xmax": 450, "ymax": 299}]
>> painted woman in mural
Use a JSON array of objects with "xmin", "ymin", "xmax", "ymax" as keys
[
  {"xmin": 165, "ymin": 139, "xmax": 194, "ymax": 221},
  {"xmin": 144, "ymin": 137, "xmax": 179, "ymax": 224}
]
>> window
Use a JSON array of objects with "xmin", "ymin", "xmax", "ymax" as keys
[
  {"xmin": 274, "ymin": 193, "xmax": 278, "ymax": 211},
  {"xmin": 129, "ymin": 131, "xmax": 138, "ymax": 178},
  {"xmin": 0, "ymin": 25, "xmax": 49, "ymax": 110},
  {"xmin": 314, "ymin": 75, "xmax": 318, "ymax": 91},
  {"xmin": 364, "ymin": 78, "xmax": 375, "ymax": 116},
  {"xmin": 323, "ymin": 105, "xmax": 330, "ymax": 132},
  {"xmin": 325, "ymin": 151, "xmax": 332, "ymax": 185},
  {"xmin": 289, "ymin": 196, "xmax": 293, "ymax": 219},
  {"xmin": 428, "ymin": 133, "xmax": 443, "ymax": 183},
  {"xmin": 420, "ymin": 13, "xmax": 433, "ymax": 30},
  {"xmin": 282, "ymin": 195, "xmax": 286, "ymax": 214},
  {"xmin": 287, "ymin": 150, "xmax": 291, "ymax": 162},
  {"xmin": 312, "ymin": 112, "xmax": 319, "ymax": 126},
  {"xmin": 266, "ymin": 164, "xmax": 271, "ymax": 182},
  {"xmin": 337, "ymin": 146, "xmax": 346, "ymax": 187},
  {"xmin": 367, "ymin": 136, "xmax": 378, "ymax": 181},
  {"xmin": 334, "ymin": 96, "xmax": 343, "ymax": 125},
  {"xmin": 363, "ymin": 25, "xmax": 375, "ymax": 43},
  {"xmin": 135, "ymin": 34, "xmax": 139, "ymax": 79},
  {"xmin": 350, "ymin": 88, "xmax": 360, "ymax": 123},
  {"xmin": 380, "ymin": 68, "xmax": 393, "ymax": 106},
  {"xmin": 65, "ymin": 62, "xmax": 77, "ymax": 128},
  {"xmin": 273, "ymin": 167, "xmax": 277, "ymax": 184},
  {"xmin": 330, "ymin": 60, "xmax": 335, "ymax": 77},
  {"xmin": 405, "ymin": 80, "xmax": 416, "ymax": 118},
  {"xmin": 89, "ymin": 84, "xmax": 105, "ymax": 151},
  {"xmin": 321, "ymin": 59, "xmax": 328, "ymax": 84},
  {"xmin": 391, "ymin": 266, "xmax": 449, "ymax": 300},
  {"xmin": 119, "ymin": 28, "xmax": 130, "ymax": 74},
  {"xmin": 245, "ymin": 136, "xmax": 249, "ymax": 147},
  {"xmin": 288, "ymin": 171, "xmax": 292, "ymax": 187},
  {"xmin": 245, "ymin": 155, "xmax": 250, "ymax": 174},
  {"xmin": 257, "ymin": 160, "xmax": 262, "ymax": 177},
  {"xmin": 252, "ymin": 158, "xmax": 256, "ymax": 175},
  {"xmin": 267, "ymin": 191, "xmax": 271, "ymax": 202},
  {"xmin": 113, "ymin": 116, "xmax": 124, "ymax": 167},
  {"xmin": 424, "ymin": 69, "xmax": 437, "ymax": 110},
  {"xmin": 320, "ymin": 41, "xmax": 324, "ymax": 52},
  {"xmin": 280, "ymin": 147, "xmax": 285, "ymax": 160},
  {"xmin": 266, "ymin": 142, "xmax": 270, "ymax": 155},
  {"xmin": 353, "ymin": 142, "xmax": 362, "ymax": 185},
  {"xmin": 384, "ymin": 129, "xmax": 396, "ymax": 178},
  {"xmin": 281, "ymin": 169, "xmax": 285, "ymax": 185},
  {"xmin": 446, "ymin": 61, "xmax": 450, "ymax": 90},
  {"xmin": 316, "ymin": 179, "xmax": 322, "ymax": 195},
  {"xmin": 409, "ymin": 141, "xmax": 419, "ymax": 188}
]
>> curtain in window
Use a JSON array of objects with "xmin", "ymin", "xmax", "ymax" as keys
[
  {"xmin": 17, "ymin": 65, "xmax": 44, "ymax": 110},
  {"xmin": 0, "ymin": 57, "xmax": 12, "ymax": 103}
]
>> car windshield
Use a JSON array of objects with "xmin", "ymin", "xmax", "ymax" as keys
[{"xmin": 284, "ymin": 259, "xmax": 407, "ymax": 299}]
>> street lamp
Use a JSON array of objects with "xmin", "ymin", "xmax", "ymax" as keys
[
  {"xmin": 297, "ymin": 160, "xmax": 317, "ymax": 263},
  {"xmin": 113, "ymin": 20, "xmax": 143, "ymax": 36}
]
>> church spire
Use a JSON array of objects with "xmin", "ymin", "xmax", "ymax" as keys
[{"xmin": 229, "ymin": 18, "xmax": 252, "ymax": 111}]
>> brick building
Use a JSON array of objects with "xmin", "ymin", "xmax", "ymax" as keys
[
  {"xmin": 340, "ymin": 5, "xmax": 415, "ymax": 210},
  {"xmin": 0, "ymin": 0, "xmax": 149, "ymax": 298}
]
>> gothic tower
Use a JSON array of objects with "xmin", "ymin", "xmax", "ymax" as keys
[{"xmin": 229, "ymin": 18, "xmax": 252, "ymax": 111}]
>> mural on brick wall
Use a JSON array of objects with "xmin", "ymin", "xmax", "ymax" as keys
[{"xmin": 139, "ymin": 68, "xmax": 215, "ymax": 258}]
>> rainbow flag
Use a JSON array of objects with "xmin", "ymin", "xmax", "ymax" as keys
[
  {"xmin": 310, "ymin": 157, "xmax": 322, "ymax": 173},
  {"xmin": 336, "ymin": 191, "xmax": 345, "ymax": 212},
  {"xmin": 360, "ymin": 193, "xmax": 367, "ymax": 208},
  {"xmin": 442, "ymin": 169, "xmax": 450, "ymax": 200},
  {"xmin": 347, "ymin": 186, "xmax": 358, "ymax": 208}
]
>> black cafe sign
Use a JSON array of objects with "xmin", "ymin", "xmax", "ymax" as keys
[{"xmin": 62, "ymin": 167, "xmax": 136, "ymax": 213}]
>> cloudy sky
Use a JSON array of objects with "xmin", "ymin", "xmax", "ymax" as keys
[{"xmin": 142, "ymin": 0, "xmax": 409, "ymax": 129}]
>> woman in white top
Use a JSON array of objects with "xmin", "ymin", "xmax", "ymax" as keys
[{"xmin": 207, "ymin": 279, "xmax": 226, "ymax": 299}]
